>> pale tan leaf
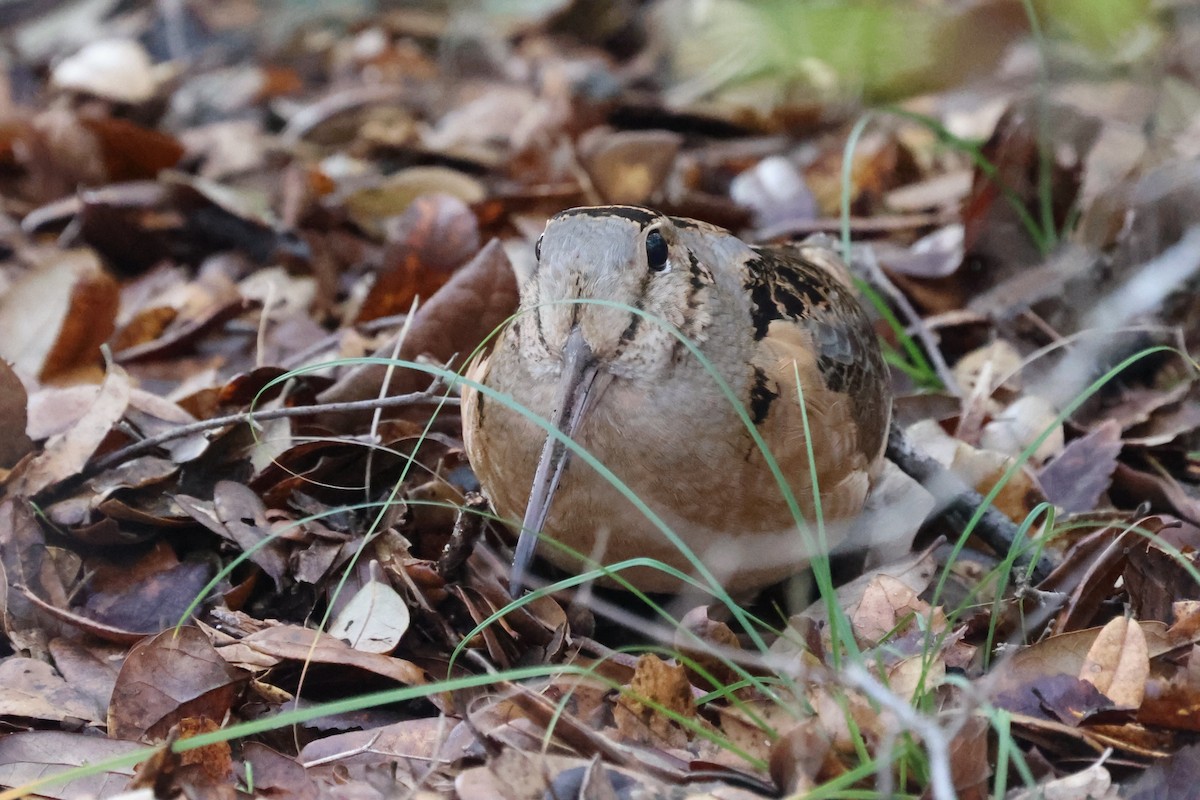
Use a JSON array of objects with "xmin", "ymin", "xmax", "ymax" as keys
[
  {"xmin": 0, "ymin": 249, "xmax": 118, "ymax": 382},
  {"xmin": 1079, "ymin": 616, "xmax": 1149, "ymax": 709},
  {"xmin": 328, "ymin": 563, "xmax": 411, "ymax": 654},
  {"xmin": 7, "ymin": 360, "xmax": 131, "ymax": 496}
]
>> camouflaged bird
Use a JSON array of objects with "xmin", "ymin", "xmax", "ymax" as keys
[{"xmin": 461, "ymin": 206, "xmax": 891, "ymax": 595}]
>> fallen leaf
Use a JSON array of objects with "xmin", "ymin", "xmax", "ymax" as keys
[
  {"xmin": 0, "ymin": 360, "xmax": 33, "ymax": 468},
  {"xmin": 328, "ymin": 562, "xmax": 412, "ymax": 654},
  {"xmin": 768, "ymin": 718, "xmax": 829, "ymax": 795},
  {"xmin": 1039, "ymin": 420, "xmax": 1123, "ymax": 514},
  {"xmin": 343, "ymin": 167, "xmax": 485, "ymax": 238},
  {"xmin": 0, "ymin": 657, "xmax": 105, "ymax": 724},
  {"xmin": 51, "ymin": 38, "xmax": 159, "ymax": 104},
  {"xmin": 216, "ymin": 624, "xmax": 426, "ymax": 686},
  {"xmin": 356, "ymin": 193, "xmax": 480, "ymax": 322},
  {"xmin": 317, "ymin": 237, "xmax": 519, "ymax": 419},
  {"xmin": 7, "ymin": 359, "xmax": 131, "ymax": 497},
  {"xmin": 580, "ymin": 129, "xmax": 683, "ymax": 206},
  {"xmin": 0, "ymin": 731, "xmax": 143, "ymax": 799},
  {"xmin": 108, "ymin": 626, "xmax": 248, "ymax": 741},
  {"xmin": 0, "ymin": 248, "xmax": 118, "ymax": 382},
  {"xmin": 242, "ymin": 742, "xmax": 319, "ymax": 800},
  {"xmin": 613, "ymin": 653, "xmax": 696, "ymax": 748},
  {"xmin": 1079, "ymin": 616, "xmax": 1149, "ymax": 709}
]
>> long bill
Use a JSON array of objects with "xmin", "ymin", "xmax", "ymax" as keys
[{"xmin": 509, "ymin": 326, "xmax": 610, "ymax": 597}]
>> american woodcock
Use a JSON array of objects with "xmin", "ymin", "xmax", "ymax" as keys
[{"xmin": 461, "ymin": 206, "xmax": 891, "ymax": 595}]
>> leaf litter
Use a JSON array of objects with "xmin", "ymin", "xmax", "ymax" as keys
[{"xmin": 0, "ymin": 2, "xmax": 1199, "ymax": 798}]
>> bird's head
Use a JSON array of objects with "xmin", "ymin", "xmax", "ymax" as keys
[
  {"xmin": 518, "ymin": 206, "xmax": 715, "ymax": 382},
  {"xmin": 505, "ymin": 205, "xmax": 718, "ymax": 595}
]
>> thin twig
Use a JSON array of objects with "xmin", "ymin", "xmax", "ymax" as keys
[
  {"xmin": 860, "ymin": 247, "xmax": 960, "ymax": 394},
  {"xmin": 886, "ymin": 422, "xmax": 1054, "ymax": 583},
  {"xmin": 78, "ymin": 389, "xmax": 458, "ymax": 483}
]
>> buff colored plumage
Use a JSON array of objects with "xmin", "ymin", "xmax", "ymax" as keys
[{"xmin": 462, "ymin": 206, "xmax": 891, "ymax": 595}]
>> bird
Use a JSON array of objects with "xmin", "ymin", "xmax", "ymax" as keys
[{"xmin": 460, "ymin": 205, "xmax": 891, "ymax": 596}]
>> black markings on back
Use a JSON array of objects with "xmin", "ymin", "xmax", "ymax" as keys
[
  {"xmin": 749, "ymin": 367, "xmax": 778, "ymax": 425},
  {"xmin": 743, "ymin": 245, "xmax": 888, "ymax": 456},
  {"xmin": 744, "ymin": 248, "xmax": 826, "ymax": 340}
]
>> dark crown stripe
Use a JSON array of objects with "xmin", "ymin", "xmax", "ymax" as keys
[{"xmin": 555, "ymin": 206, "xmax": 661, "ymax": 227}]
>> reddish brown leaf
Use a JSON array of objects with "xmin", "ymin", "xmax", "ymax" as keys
[
  {"xmin": 108, "ymin": 626, "xmax": 248, "ymax": 741},
  {"xmin": 0, "ymin": 248, "xmax": 118, "ymax": 383},
  {"xmin": 356, "ymin": 193, "xmax": 481, "ymax": 322},
  {"xmin": 79, "ymin": 117, "xmax": 185, "ymax": 182},
  {"xmin": 318, "ymin": 237, "xmax": 519, "ymax": 417},
  {"xmin": 0, "ymin": 360, "xmax": 33, "ymax": 469}
]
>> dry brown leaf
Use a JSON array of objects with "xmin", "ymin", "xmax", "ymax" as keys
[
  {"xmin": 887, "ymin": 653, "xmax": 945, "ymax": 702},
  {"xmin": 850, "ymin": 574, "xmax": 940, "ymax": 646},
  {"xmin": 788, "ymin": 546, "xmax": 938, "ymax": 635},
  {"xmin": 0, "ymin": 731, "xmax": 143, "ymax": 799},
  {"xmin": 216, "ymin": 624, "xmax": 427, "ymax": 686},
  {"xmin": 0, "ymin": 249, "xmax": 118, "ymax": 382},
  {"xmin": 298, "ymin": 716, "xmax": 455, "ymax": 770},
  {"xmin": 107, "ymin": 626, "xmax": 248, "ymax": 741},
  {"xmin": 675, "ymin": 605, "xmax": 742, "ymax": 689},
  {"xmin": 990, "ymin": 620, "xmax": 1192, "ymax": 701},
  {"xmin": 905, "ymin": 418, "xmax": 1046, "ymax": 524},
  {"xmin": 78, "ymin": 558, "xmax": 213, "ymax": 636},
  {"xmin": 580, "ymin": 129, "xmax": 683, "ymax": 206},
  {"xmin": 46, "ymin": 637, "xmax": 124, "ymax": 717},
  {"xmin": 613, "ymin": 653, "xmax": 696, "ymax": 748},
  {"xmin": 343, "ymin": 167, "xmax": 485, "ymax": 238},
  {"xmin": 948, "ymin": 715, "xmax": 991, "ymax": 800},
  {"xmin": 1121, "ymin": 518, "xmax": 1200, "ymax": 626},
  {"xmin": 357, "ymin": 193, "xmax": 480, "ymax": 322},
  {"xmin": 460, "ymin": 746, "xmax": 547, "ymax": 800},
  {"xmin": 242, "ymin": 742, "xmax": 319, "ymax": 800},
  {"xmin": 210, "ymin": 481, "xmax": 288, "ymax": 586},
  {"xmin": 6, "ymin": 360, "xmax": 130, "ymax": 497},
  {"xmin": 1039, "ymin": 420, "xmax": 1123, "ymax": 514},
  {"xmin": 318, "ymin": 237, "xmax": 519, "ymax": 417},
  {"xmin": 0, "ymin": 360, "xmax": 33, "ymax": 469},
  {"xmin": 768, "ymin": 718, "xmax": 830, "ymax": 796},
  {"xmin": 1079, "ymin": 616, "xmax": 1149, "ymax": 709},
  {"xmin": 0, "ymin": 657, "xmax": 105, "ymax": 724}
]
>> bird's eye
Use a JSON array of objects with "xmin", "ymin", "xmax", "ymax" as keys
[
  {"xmin": 645, "ymin": 230, "xmax": 669, "ymax": 272},
  {"xmin": 535, "ymin": 234, "xmax": 544, "ymax": 261}
]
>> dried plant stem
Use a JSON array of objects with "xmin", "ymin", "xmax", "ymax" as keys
[
  {"xmin": 79, "ymin": 389, "xmax": 458, "ymax": 483},
  {"xmin": 886, "ymin": 422, "xmax": 1054, "ymax": 582}
]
